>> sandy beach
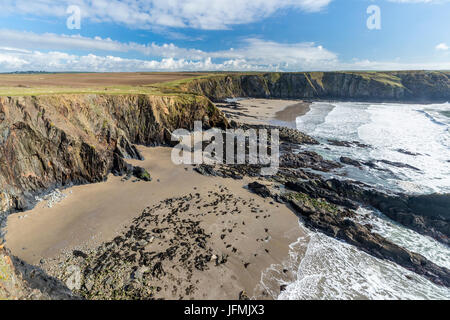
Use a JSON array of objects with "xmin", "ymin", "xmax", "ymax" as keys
[
  {"xmin": 5, "ymin": 144, "xmax": 306, "ymax": 299},
  {"xmin": 217, "ymin": 98, "xmax": 311, "ymax": 128}
]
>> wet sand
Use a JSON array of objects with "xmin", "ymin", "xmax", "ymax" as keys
[
  {"xmin": 217, "ymin": 98, "xmax": 311, "ymax": 129},
  {"xmin": 5, "ymin": 146, "xmax": 305, "ymax": 299},
  {"xmin": 274, "ymin": 102, "xmax": 311, "ymax": 125}
]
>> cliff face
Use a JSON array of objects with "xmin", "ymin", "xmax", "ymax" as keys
[
  {"xmin": 0, "ymin": 94, "xmax": 227, "ymax": 216},
  {"xmin": 0, "ymin": 245, "xmax": 78, "ymax": 300},
  {"xmin": 184, "ymin": 71, "xmax": 450, "ymax": 102}
]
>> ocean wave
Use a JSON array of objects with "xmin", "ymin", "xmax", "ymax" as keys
[
  {"xmin": 297, "ymin": 101, "xmax": 450, "ymax": 195},
  {"xmin": 416, "ymin": 109, "xmax": 448, "ymax": 126},
  {"xmin": 277, "ymin": 230, "xmax": 450, "ymax": 300},
  {"xmin": 355, "ymin": 207, "xmax": 450, "ymax": 270}
]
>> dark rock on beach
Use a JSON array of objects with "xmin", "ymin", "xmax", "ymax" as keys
[
  {"xmin": 340, "ymin": 156, "xmax": 363, "ymax": 168},
  {"xmin": 327, "ymin": 139, "xmax": 370, "ymax": 149},
  {"xmin": 286, "ymin": 178, "xmax": 450, "ymax": 246},
  {"xmin": 396, "ymin": 149, "xmax": 422, "ymax": 156},
  {"xmin": 133, "ymin": 166, "xmax": 152, "ymax": 182},
  {"xmin": 247, "ymin": 182, "xmax": 272, "ymax": 198},
  {"xmin": 111, "ymin": 153, "xmax": 134, "ymax": 176},
  {"xmin": 238, "ymin": 123, "xmax": 318, "ymax": 145},
  {"xmin": 281, "ymin": 151, "xmax": 342, "ymax": 172},
  {"xmin": 377, "ymin": 159, "xmax": 421, "ymax": 171},
  {"xmin": 112, "ymin": 155, "xmax": 152, "ymax": 182}
]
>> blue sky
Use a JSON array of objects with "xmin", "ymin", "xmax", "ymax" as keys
[{"xmin": 0, "ymin": 0, "xmax": 449, "ymax": 72}]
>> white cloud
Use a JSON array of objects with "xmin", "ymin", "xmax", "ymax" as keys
[
  {"xmin": 0, "ymin": 30, "xmax": 336, "ymax": 71},
  {"xmin": 0, "ymin": 0, "xmax": 332, "ymax": 30},
  {"xmin": 436, "ymin": 43, "xmax": 449, "ymax": 51},
  {"xmin": 0, "ymin": 30, "xmax": 448, "ymax": 72},
  {"xmin": 0, "ymin": 49, "xmax": 261, "ymax": 72},
  {"xmin": 211, "ymin": 39, "xmax": 337, "ymax": 67},
  {"xmin": 1, "ymin": 46, "xmax": 449, "ymax": 73},
  {"xmin": 0, "ymin": 29, "xmax": 206, "ymax": 60}
]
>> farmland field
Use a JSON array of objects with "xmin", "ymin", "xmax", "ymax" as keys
[{"xmin": 0, "ymin": 72, "xmax": 209, "ymax": 96}]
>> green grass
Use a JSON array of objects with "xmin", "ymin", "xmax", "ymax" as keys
[
  {"xmin": 352, "ymin": 72, "xmax": 404, "ymax": 87},
  {"xmin": 146, "ymin": 74, "xmax": 216, "ymax": 92},
  {"xmin": 0, "ymin": 84, "xmax": 209, "ymax": 97},
  {"xmin": 0, "ymin": 85, "xmax": 157, "ymax": 96},
  {"xmin": 0, "ymin": 73, "xmax": 212, "ymax": 96}
]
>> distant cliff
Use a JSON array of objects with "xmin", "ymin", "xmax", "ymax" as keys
[
  {"xmin": 184, "ymin": 71, "xmax": 450, "ymax": 102},
  {"xmin": 0, "ymin": 94, "xmax": 226, "ymax": 216}
]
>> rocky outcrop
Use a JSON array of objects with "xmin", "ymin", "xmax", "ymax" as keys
[
  {"xmin": 0, "ymin": 245, "xmax": 79, "ymax": 299},
  {"xmin": 285, "ymin": 179, "xmax": 450, "ymax": 246},
  {"xmin": 0, "ymin": 94, "xmax": 227, "ymax": 216},
  {"xmin": 281, "ymin": 151, "xmax": 342, "ymax": 172},
  {"xmin": 237, "ymin": 123, "xmax": 319, "ymax": 145},
  {"xmin": 247, "ymin": 182, "xmax": 272, "ymax": 198},
  {"xmin": 184, "ymin": 71, "xmax": 450, "ymax": 103}
]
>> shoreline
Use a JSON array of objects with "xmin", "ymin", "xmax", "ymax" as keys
[{"xmin": 216, "ymin": 98, "xmax": 311, "ymax": 128}]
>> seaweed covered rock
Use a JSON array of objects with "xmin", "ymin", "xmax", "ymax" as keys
[{"xmin": 133, "ymin": 166, "xmax": 152, "ymax": 181}]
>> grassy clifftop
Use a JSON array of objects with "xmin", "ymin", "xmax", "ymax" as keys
[
  {"xmin": 1, "ymin": 71, "xmax": 448, "ymax": 101},
  {"xmin": 181, "ymin": 71, "xmax": 450, "ymax": 102}
]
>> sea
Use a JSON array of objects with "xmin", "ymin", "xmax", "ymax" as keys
[{"xmin": 261, "ymin": 101, "xmax": 450, "ymax": 300}]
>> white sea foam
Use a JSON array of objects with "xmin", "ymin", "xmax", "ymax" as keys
[
  {"xmin": 277, "ymin": 229, "xmax": 450, "ymax": 300},
  {"xmin": 269, "ymin": 102, "xmax": 450, "ymax": 300},
  {"xmin": 355, "ymin": 207, "xmax": 450, "ymax": 270},
  {"xmin": 296, "ymin": 102, "xmax": 450, "ymax": 194}
]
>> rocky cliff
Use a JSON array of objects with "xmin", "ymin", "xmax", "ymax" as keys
[
  {"xmin": 0, "ymin": 94, "xmax": 227, "ymax": 218},
  {"xmin": 184, "ymin": 71, "xmax": 450, "ymax": 102},
  {"xmin": 0, "ymin": 245, "xmax": 79, "ymax": 299}
]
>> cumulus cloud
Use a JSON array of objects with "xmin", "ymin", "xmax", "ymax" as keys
[
  {"xmin": 0, "ymin": 0, "xmax": 332, "ymax": 30},
  {"xmin": 210, "ymin": 39, "xmax": 337, "ymax": 67},
  {"xmin": 436, "ymin": 43, "xmax": 449, "ymax": 51},
  {"xmin": 0, "ymin": 49, "xmax": 263, "ymax": 72},
  {"xmin": 0, "ymin": 30, "xmax": 337, "ymax": 71},
  {"xmin": 1, "ymin": 45, "xmax": 449, "ymax": 73},
  {"xmin": 0, "ymin": 29, "xmax": 206, "ymax": 60},
  {"xmin": 0, "ymin": 30, "xmax": 447, "ymax": 72}
]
